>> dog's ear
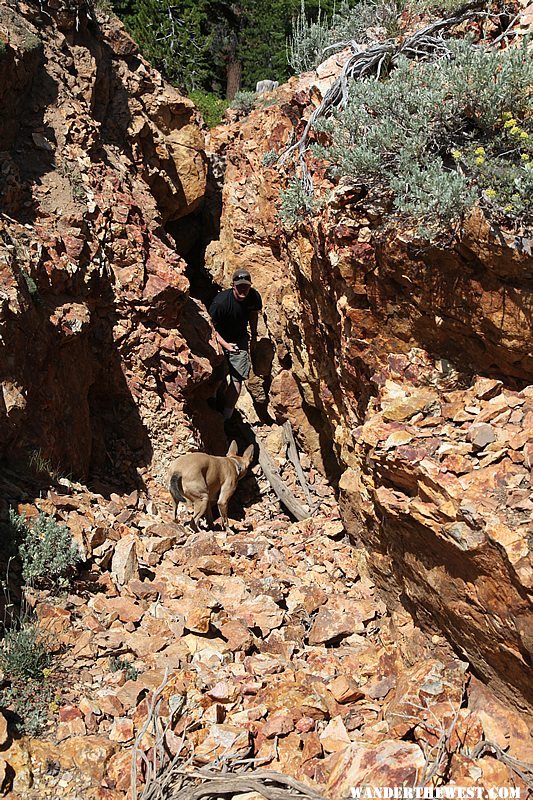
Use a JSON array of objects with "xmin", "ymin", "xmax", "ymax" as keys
[
  {"xmin": 226, "ymin": 440, "xmax": 238, "ymax": 456},
  {"xmin": 242, "ymin": 443, "xmax": 254, "ymax": 466}
]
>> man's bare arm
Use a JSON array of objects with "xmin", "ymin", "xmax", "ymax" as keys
[
  {"xmin": 215, "ymin": 330, "xmax": 239, "ymax": 353},
  {"xmin": 249, "ymin": 311, "xmax": 259, "ymax": 340}
]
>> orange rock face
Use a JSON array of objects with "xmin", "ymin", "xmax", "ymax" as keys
[{"xmin": 205, "ymin": 57, "xmax": 533, "ymax": 716}]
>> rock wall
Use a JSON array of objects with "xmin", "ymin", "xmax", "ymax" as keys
[
  {"xmin": 0, "ymin": 0, "xmax": 220, "ymax": 483},
  {"xmin": 205, "ymin": 57, "xmax": 533, "ymax": 714}
]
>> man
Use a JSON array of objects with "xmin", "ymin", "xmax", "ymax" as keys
[{"xmin": 209, "ymin": 269, "xmax": 262, "ymax": 424}]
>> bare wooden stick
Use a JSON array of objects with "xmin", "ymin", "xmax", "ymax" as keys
[
  {"xmin": 170, "ymin": 769, "xmax": 327, "ymax": 800},
  {"xmin": 254, "ymin": 432, "xmax": 311, "ymax": 521},
  {"xmin": 282, "ymin": 421, "xmax": 315, "ymax": 509},
  {"xmin": 471, "ymin": 741, "xmax": 533, "ymax": 790}
]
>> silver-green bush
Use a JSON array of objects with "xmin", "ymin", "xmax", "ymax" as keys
[
  {"xmin": 287, "ymin": 0, "xmax": 469, "ymax": 73},
  {"xmin": 9, "ymin": 509, "xmax": 81, "ymax": 589},
  {"xmin": 230, "ymin": 90, "xmax": 256, "ymax": 114},
  {"xmin": 0, "ymin": 621, "xmax": 52, "ymax": 680},
  {"xmin": 313, "ymin": 40, "xmax": 532, "ymax": 236},
  {"xmin": 279, "ymin": 176, "xmax": 319, "ymax": 227}
]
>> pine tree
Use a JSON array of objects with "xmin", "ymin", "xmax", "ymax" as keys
[
  {"xmin": 120, "ymin": 0, "xmax": 214, "ymax": 92},
  {"xmin": 112, "ymin": 0, "xmax": 340, "ymax": 96}
]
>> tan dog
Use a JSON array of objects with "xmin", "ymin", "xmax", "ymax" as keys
[{"xmin": 168, "ymin": 440, "xmax": 254, "ymax": 530}]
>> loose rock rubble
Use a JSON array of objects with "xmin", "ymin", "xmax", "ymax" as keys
[{"xmin": 0, "ymin": 428, "xmax": 530, "ymax": 799}]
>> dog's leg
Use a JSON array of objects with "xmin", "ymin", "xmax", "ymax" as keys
[
  {"xmin": 193, "ymin": 497, "xmax": 210, "ymax": 530},
  {"xmin": 218, "ymin": 500, "xmax": 229, "ymax": 531},
  {"xmin": 217, "ymin": 482, "xmax": 235, "ymax": 532},
  {"xmin": 205, "ymin": 502, "xmax": 215, "ymax": 530}
]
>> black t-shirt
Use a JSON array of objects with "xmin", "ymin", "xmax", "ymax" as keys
[{"xmin": 209, "ymin": 287, "xmax": 262, "ymax": 342}]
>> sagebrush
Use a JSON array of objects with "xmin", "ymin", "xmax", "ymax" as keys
[
  {"xmin": 287, "ymin": 0, "xmax": 472, "ymax": 73},
  {"xmin": 230, "ymin": 90, "xmax": 257, "ymax": 114},
  {"xmin": 0, "ymin": 620, "xmax": 53, "ymax": 680},
  {"xmin": 9, "ymin": 509, "xmax": 80, "ymax": 589},
  {"xmin": 313, "ymin": 39, "xmax": 532, "ymax": 236},
  {"xmin": 279, "ymin": 176, "xmax": 319, "ymax": 227}
]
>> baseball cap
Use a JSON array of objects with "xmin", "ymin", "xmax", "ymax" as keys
[{"xmin": 232, "ymin": 269, "xmax": 252, "ymax": 286}]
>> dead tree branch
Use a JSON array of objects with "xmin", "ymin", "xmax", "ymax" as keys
[
  {"xmin": 168, "ymin": 769, "xmax": 327, "ymax": 800},
  {"xmin": 253, "ymin": 430, "xmax": 311, "ymax": 521},
  {"xmin": 282, "ymin": 420, "xmax": 315, "ymax": 509},
  {"xmin": 471, "ymin": 741, "xmax": 533, "ymax": 790}
]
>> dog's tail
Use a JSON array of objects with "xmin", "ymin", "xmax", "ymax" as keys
[{"xmin": 169, "ymin": 470, "xmax": 185, "ymax": 505}]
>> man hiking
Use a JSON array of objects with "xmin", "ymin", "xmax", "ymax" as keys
[{"xmin": 209, "ymin": 269, "xmax": 262, "ymax": 425}]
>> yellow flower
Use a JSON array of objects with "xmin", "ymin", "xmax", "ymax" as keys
[
  {"xmin": 42, "ymin": 667, "xmax": 52, "ymax": 678},
  {"xmin": 474, "ymin": 146, "xmax": 485, "ymax": 155},
  {"xmin": 503, "ymin": 118, "xmax": 516, "ymax": 129},
  {"xmin": 485, "ymin": 188, "xmax": 497, "ymax": 199},
  {"xmin": 519, "ymin": 131, "xmax": 528, "ymax": 140},
  {"xmin": 504, "ymin": 205, "xmax": 513, "ymax": 212},
  {"xmin": 521, "ymin": 153, "xmax": 530, "ymax": 162},
  {"xmin": 49, "ymin": 701, "xmax": 59, "ymax": 713},
  {"xmin": 502, "ymin": 111, "xmax": 513, "ymax": 121},
  {"xmin": 475, "ymin": 156, "xmax": 485, "ymax": 166},
  {"xmin": 451, "ymin": 149, "xmax": 461, "ymax": 159},
  {"xmin": 509, "ymin": 126, "xmax": 521, "ymax": 136}
]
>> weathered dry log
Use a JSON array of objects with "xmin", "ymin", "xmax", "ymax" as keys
[
  {"xmin": 254, "ymin": 431, "xmax": 311, "ymax": 521},
  {"xmin": 282, "ymin": 420, "xmax": 315, "ymax": 508}
]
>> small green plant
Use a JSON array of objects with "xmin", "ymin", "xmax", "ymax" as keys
[
  {"xmin": 27, "ymin": 448, "xmax": 61, "ymax": 481},
  {"xmin": 0, "ymin": 679, "xmax": 56, "ymax": 736},
  {"xmin": 279, "ymin": 176, "xmax": 319, "ymax": 227},
  {"xmin": 109, "ymin": 656, "xmax": 140, "ymax": 681},
  {"xmin": 19, "ymin": 269, "xmax": 39, "ymax": 301},
  {"xmin": 262, "ymin": 149, "xmax": 279, "ymax": 167},
  {"xmin": 189, "ymin": 90, "xmax": 229, "ymax": 128},
  {"xmin": 230, "ymin": 90, "xmax": 256, "ymax": 115},
  {"xmin": 0, "ymin": 621, "xmax": 52, "ymax": 680},
  {"xmin": 9, "ymin": 510, "xmax": 80, "ymax": 590},
  {"xmin": 94, "ymin": 0, "xmax": 113, "ymax": 13},
  {"xmin": 57, "ymin": 161, "xmax": 86, "ymax": 203}
]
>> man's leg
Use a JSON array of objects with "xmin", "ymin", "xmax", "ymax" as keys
[{"xmin": 223, "ymin": 377, "xmax": 242, "ymax": 420}]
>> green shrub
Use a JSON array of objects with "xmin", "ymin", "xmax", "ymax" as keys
[
  {"xmin": 109, "ymin": 655, "xmax": 140, "ymax": 681},
  {"xmin": 288, "ymin": 0, "xmax": 412, "ymax": 73},
  {"xmin": 9, "ymin": 510, "xmax": 80, "ymax": 590},
  {"xmin": 287, "ymin": 1, "xmax": 491, "ymax": 73},
  {"xmin": 0, "ymin": 621, "xmax": 52, "ymax": 680},
  {"xmin": 279, "ymin": 176, "xmax": 319, "ymax": 227},
  {"xmin": 407, "ymin": 0, "xmax": 473, "ymax": 15},
  {"xmin": 230, "ymin": 90, "xmax": 256, "ymax": 114},
  {"xmin": 313, "ymin": 39, "xmax": 532, "ymax": 236},
  {"xmin": 262, "ymin": 149, "xmax": 279, "ymax": 167},
  {"xmin": 0, "ymin": 680, "xmax": 55, "ymax": 736},
  {"xmin": 189, "ymin": 90, "xmax": 229, "ymax": 128}
]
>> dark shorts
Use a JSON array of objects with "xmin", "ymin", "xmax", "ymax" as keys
[{"xmin": 226, "ymin": 347, "xmax": 251, "ymax": 381}]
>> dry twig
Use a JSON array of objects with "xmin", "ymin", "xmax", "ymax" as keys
[
  {"xmin": 130, "ymin": 671, "xmax": 327, "ymax": 800},
  {"xmin": 471, "ymin": 741, "xmax": 533, "ymax": 790}
]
